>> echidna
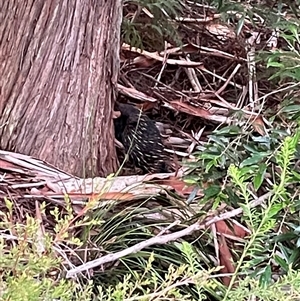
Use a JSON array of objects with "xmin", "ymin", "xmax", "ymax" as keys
[{"xmin": 114, "ymin": 103, "xmax": 168, "ymax": 173}]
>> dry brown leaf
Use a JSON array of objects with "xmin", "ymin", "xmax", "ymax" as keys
[
  {"xmin": 205, "ymin": 23, "xmax": 236, "ymax": 40},
  {"xmin": 117, "ymin": 84, "xmax": 157, "ymax": 102},
  {"xmin": 216, "ymin": 220, "xmax": 247, "ymax": 238},
  {"xmin": 158, "ymin": 178, "xmax": 203, "ymax": 196},
  {"xmin": 170, "ymin": 100, "xmax": 213, "ymax": 119},
  {"xmin": 219, "ymin": 235, "xmax": 235, "ymax": 286},
  {"xmin": 250, "ymin": 115, "xmax": 266, "ymax": 135}
]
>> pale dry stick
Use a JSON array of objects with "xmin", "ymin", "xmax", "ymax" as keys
[
  {"xmin": 124, "ymin": 41, "xmax": 245, "ymax": 72},
  {"xmin": 35, "ymin": 201, "xmax": 46, "ymax": 255},
  {"xmin": 141, "ymin": 7, "xmax": 154, "ymax": 18},
  {"xmin": 241, "ymin": 82, "xmax": 300, "ymax": 135},
  {"xmin": 211, "ymin": 223, "xmax": 220, "ymax": 265},
  {"xmin": 122, "ymin": 44, "xmax": 202, "ymax": 67},
  {"xmin": 165, "ymin": 148, "xmax": 195, "ymax": 159},
  {"xmin": 236, "ymin": 86, "xmax": 248, "ymax": 108},
  {"xmin": 257, "ymin": 82, "xmax": 300, "ymax": 103},
  {"xmin": 246, "ymin": 43, "xmax": 258, "ymax": 109},
  {"xmin": 199, "ymin": 69, "xmax": 210, "ymax": 94},
  {"xmin": 208, "ymin": 107, "xmax": 229, "ymax": 116},
  {"xmin": 175, "ymin": 16, "xmax": 214, "ymax": 22},
  {"xmin": 191, "ymin": 97, "xmax": 237, "ymax": 111},
  {"xmin": 12, "ymin": 181, "xmax": 48, "ymax": 189},
  {"xmin": 155, "ymin": 41, "xmax": 169, "ymax": 89},
  {"xmin": 54, "ymin": 243, "xmax": 92, "ymax": 277},
  {"xmin": 185, "ymin": 0, "xmax": 215, "ymax": 10},
  {"xmin": 125, "ymin": 66, "xmax": 253, "ymax": 122},
  {"xmin": 157, "ymin": 42, "xmax": 247, "ymax": 62},
  {"xmin": 66, "ymin": 192, "xmax": 271, "ymax": 278},
  {"xmin": 66, "ymin": 222, "xmax": 203, "ymax": 278},
  {"xmin": 219, "ymin": 232, "xmax": 245, "ymax": 243},
  {"xmin": 157, "ymin": 220, "xmax": 181, "ymax": 236},
  {"xmin": 0, "ymin": 151, "xmax": 75, "ymax": 180},
  {"xmin": 197, "ymin": 46, "xmax": 247, "ymax": 62},
  {"xmin": 0, "ymin": 233, "xmax": 20, "ymax": 241},
  {"xmin": 212, "ymin": 92, "xmax": 260, "ymax": 118},
  {"xmin": 187, "ymin": 127, "xmax": 205, "ymax": 154},
  {"xmin": 144, "ymin": 70, "xmax": 245, "ymax": 119},
  {"xmin": 216, "ymin": 64, "xmax": 241, "ymax": 95},
  {"xmin": 214, "ymin": 11, "xmax": 264, "ymax": 25},
  {"xmin": 158, "ymin": 44, "xmax": 192, "ymax": 56},
  {"xmin": 267, "ymin": 29, "xmax": 279, "ymax": 49},
  {"xmin": 131, "ymin": 5, "xmax": 142, "ymax": 23},
  {"xmin": 157, "ymin": 43, "xmax": 238, "ymax": 61},
  {"xmin": 181, "ymin": 56, "xmax": 202, "ymax": 92},
  {"xmin": 167, "ymin": 136, "xmax": 190, "ymax": 146},
  {"xmin": 197, "ymin": 65, "xmax": 243, "ymax": 90},
  {"xmin": 141, "ymin": 72, "xmax": 190, "ymax": 100}
]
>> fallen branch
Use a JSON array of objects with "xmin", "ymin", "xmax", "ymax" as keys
[{"xmin": 66, "ymin": 192, "xmax": 271, "ymax": 278}]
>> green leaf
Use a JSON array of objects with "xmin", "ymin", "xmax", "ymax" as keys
[
  {"xmin": 236, "ymin": 16, "xmax": 245, "ymax": 36},
  {"xmin": 289, "ymin": 248, "xmax": 300, "ymax": 265},
  {"xmin": 201, "ymin": 153, "xmax": 219, "ymax": 160},
  {"xmin": 253, "ymin": 163, "xmax": 267, "ymax": 191},
  {"xmin": 281, "ymin": 105, "xmax": 300, "ymax": 113},
  {"xmin": 240, "ymin": 203, "xmax": 251, "ymax": 217},
  {"xmin": 267, "ymin": 203, "xmax": 284, "ymax": 219},
  {"xmin": 214, "ymin": 125, "xmax": 241, "ymax": 135},
  {"xmin": 209, "ymin": 136, "xmax": 227, "ymax": 148},
  {"xmin": 239, "ymin": 165, "xmax": 257, "ymax": 177},
  {"xmin": 240, "ymin": 153, "xmax": 268, "ymax": 167},
  {"xmin": 205, "ymin": 160, "xmax": 217, "ymax": 172},
  {"xmin": 294, "ymin": 225, "xmax": 300, "ymax": 234},
  {"xmin": 267, "ymin": 61, "xmax": 285, "ymax": 68},
  {"xmin": 204, "ymin": 185, "xmax": 221, "ymax": 199},
  {"xmin": 288, "ymin": 24, "xmax": 299, "ymax": 43},
  {"xmin": 274, "ymin": 255, "xmax": 289, "ymax": 271},
  {"xmin": 292, "ymin": 170, "xmax": 300, "ymax": 181},
  {"xmin": 259, "ymin": 265, "xmax": 272, "ymax": 288}
]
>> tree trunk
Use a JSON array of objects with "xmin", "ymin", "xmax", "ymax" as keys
[{"xmin": 0, "ymin": 0, "xmax": 121, "ymax": 177}]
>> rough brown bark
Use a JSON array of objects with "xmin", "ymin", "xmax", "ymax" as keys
[{"xmin": 0, "ymin": 0, "xmax": 121, "ymax": 177}]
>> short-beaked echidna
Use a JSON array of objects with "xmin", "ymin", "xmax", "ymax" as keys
[{"xmin": 114, "ymin": 103, "xmax": 168, "ymax": 173}]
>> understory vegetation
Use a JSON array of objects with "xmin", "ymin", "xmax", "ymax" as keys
[{"xmin": 2, "ymin": 0, "xmax": 300, "ymax": 300}]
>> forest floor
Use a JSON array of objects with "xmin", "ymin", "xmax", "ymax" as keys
[{"xmin": 2, "ymin": 1, "xmax": 300, "ymax": 300}]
